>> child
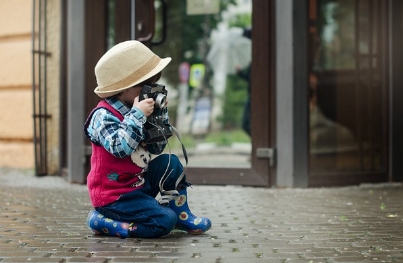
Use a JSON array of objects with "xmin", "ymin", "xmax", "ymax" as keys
[{"xmin": 84, "ymin": 40, "xmax": 211, "ymax": 238}]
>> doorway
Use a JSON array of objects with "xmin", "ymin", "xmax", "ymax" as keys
[{"xmin": 80, "ymin": 0, "xmax": 274, "ymax": 186}]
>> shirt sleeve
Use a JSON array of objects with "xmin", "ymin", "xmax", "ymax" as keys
[{"xmin": 86, "ymin": 107, "xmax": 147, "ymax": 158}]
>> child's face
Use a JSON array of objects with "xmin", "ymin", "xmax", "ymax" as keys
[
  {"xmin": 118, "ymin": 72, "xmax": 162, "ymax": 107},
  {"xmin": 119, "ymin": 86, "xmax": 142, "ymax": 107}
]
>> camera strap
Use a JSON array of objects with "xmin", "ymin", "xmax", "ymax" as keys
[
  {"xmin": 157, "ymin": 125, "xmax": 188, "ymax": 205},
  {"xmin": 145, "ymin": 121, "xmax": 188, "ymax": 205}
]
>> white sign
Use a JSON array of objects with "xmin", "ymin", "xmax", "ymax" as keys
[{"xmin": 187, "ymin": 0, "xmax": 220, "ymax": 15}]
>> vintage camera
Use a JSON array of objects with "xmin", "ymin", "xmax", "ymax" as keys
[
  {"xmin": 139, "ymin": 84, "xmax": 172, "ymax": 144},
  {"xmin": 139, "ymin": 83, "xmax": 168, "ymax": 109}
]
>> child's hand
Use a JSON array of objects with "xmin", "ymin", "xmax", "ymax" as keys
[{"xmin": 133, "ymin": 96, "xmax": 155, "ymax": 117}]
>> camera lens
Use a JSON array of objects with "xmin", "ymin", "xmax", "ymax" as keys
[{"xmin": 155, "ymin": 94, "xmax": 167, "ymax": 109}]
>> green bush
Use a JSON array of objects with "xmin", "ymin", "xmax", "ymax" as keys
[{"xmin": 218, "ymin": 75, "xmax": 248, "ymax": 129}]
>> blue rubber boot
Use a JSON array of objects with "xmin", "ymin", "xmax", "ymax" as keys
[
  {"xmin": 168, "ymin": 188, "xmax": 211, "ymax": 234},
  {"xmin": 86, "ymin": 210, "xmax": 138, "ymax": 238}
]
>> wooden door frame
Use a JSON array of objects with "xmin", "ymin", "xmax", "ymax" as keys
[
  {"xmin": 67, "ymin": 0, "xmax": 274, "ymax": 186},
  {"xmin": 389, "ymin": 0, "xmax": 403, "ymax": 182}
]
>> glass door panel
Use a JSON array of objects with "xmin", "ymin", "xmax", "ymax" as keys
[
  {"xmin": 308, "ymin": 0, "xmax": 387, "ymax": 178},
  {"xmin": 152, "ymin": 0, "xmax": 253, "ymax": 168}
]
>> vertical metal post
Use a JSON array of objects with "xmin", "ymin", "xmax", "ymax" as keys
[
  {"xmin": 38, "ymin": 0, "xmax": 44, "ymax": 174},
  {"xmin": 43, "ymin": 0, "xmax": 48, "ymax": 173},
  {"xmin": 275, "ymin": 0, "xmax": 309, "ymax": 187},
  {"xmin": 389, "ymin": 0, "xmax": 403, "ymax": 181},
  {"xmin": 32, "ymin": 0, "xmax": 38, "ymax": 175},
  {"xmin": 67, "ymin": 0, "xmax": 86, "ymax": 183},
  {"xmin": 292, "ymin": 0, "xmax": 309, "ymax": 187}
]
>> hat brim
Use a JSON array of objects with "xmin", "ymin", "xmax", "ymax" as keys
[{"xmin": 94, "ymin": 57, "xmax": 172, "ymax": 98}]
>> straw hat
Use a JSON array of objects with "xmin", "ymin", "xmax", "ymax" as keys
[{"xmin": 94, "ymin": 40, "xmax": 171, "ymax": 98}]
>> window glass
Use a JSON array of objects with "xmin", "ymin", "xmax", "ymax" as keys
[
  {"xmin": 153, "ymin": 0, "xmax": 253, "ymax": 168},
  {"xmin": 309, "ymin": 0, "xmax": 386, "ymax": 174}
]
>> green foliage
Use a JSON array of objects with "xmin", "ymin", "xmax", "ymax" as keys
[
  {"xmin": 217, "ymin": 74, "xmax": 248, "ymax": 129},
  {"xmin": 153, "ymin": 0, "xmax": 238, "ymax": 88},
  {"xmin": 229, "ymin": 13, "xmax": 252, "ymax": 28},
  {"xmin": 204, "ymin": 129, "xmax": 250, "ymax": 145}
]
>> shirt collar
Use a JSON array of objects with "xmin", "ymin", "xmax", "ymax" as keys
[{"xmin": 105, "ymin": 96, "xmax": 131, "ymax": 116}]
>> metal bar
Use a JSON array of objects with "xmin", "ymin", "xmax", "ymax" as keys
[
  {"xmin": 59, "ymin": 0, "xmax": 67, "ymax": 174},
  {"xmin": 40, "ymin": 0, "xmax": 45, "ymax": 175},
  {"xmin": 355, "ymin": 0, "xmax": 364, "ymax": 171},
  {"xmin": 32, "ymin": 0, "xmax": 38, "ymax": 175},
  {"xmin": 43, "ymin": 0, "xmax": 48, "ymax": 175},
  {"xmin": 38, "ymin": 0, "xmax": 44, "ymax": 175},
  {"xmin": 368, "ymin": 0, "xmax": 374, "ymax": 170},
  {"xmin": 33, "ymin": 114, "xmax": 51, "ymax": 118},
  {"xmin": 32, "ymin": 50, "xmax": 51, "ymax": 56}
]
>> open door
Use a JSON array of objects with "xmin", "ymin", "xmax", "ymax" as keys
[
  {"xmin": 147, "ymin": 0, "xmax": 274, "ymax": 186},
  {"xmin": 80, "ymin": 0, "xmax": 274, "ymax": 187}
]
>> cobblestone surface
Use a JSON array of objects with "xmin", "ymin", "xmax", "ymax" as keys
[{"xmin": 0, "ymin": 168, "xmax": 403, "ymax": 263}]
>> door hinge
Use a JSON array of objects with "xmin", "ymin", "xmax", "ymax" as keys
[{"xmin": 256, "ymin": 148, "xmax": 276, "ymax": 167}]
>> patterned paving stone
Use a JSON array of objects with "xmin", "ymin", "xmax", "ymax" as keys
[{"xmin": 0, "ymin": 168, "xmax": 402, "ymax": 263}]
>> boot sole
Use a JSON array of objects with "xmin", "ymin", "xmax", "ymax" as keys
[{"xmin": 175, "ymin": 222, "xmax": 212, "ymax": 235}]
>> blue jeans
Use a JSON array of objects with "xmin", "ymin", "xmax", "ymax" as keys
[{"xmin": 95, "ymin": 154, "xmax": 185, "ymax": 238}]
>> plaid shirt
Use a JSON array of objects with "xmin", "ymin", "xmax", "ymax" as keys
[{"xmin": 86, "ymin": 96, "xmax": 168, "ymax": 158}]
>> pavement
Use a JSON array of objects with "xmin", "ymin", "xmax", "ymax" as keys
[{"xmin": 1, "ymin": 167, "xmax": 403, "ymax": 263}]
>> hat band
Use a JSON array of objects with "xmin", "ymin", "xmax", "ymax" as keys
[{"xmin": 99, "ymin": 55, "xmax": 161, "ymax": 92}]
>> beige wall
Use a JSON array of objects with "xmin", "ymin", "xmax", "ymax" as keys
[
  {"xmin": 0, "ymin": 0, "xmax": 34, "ymax": 169},
  {"xmin": 0, "ymin": 0, "xmax": 61, "ymax": 173},
  {"xmin": 46, "ymin": 0, "xmax": 61, "ymax": 174}
]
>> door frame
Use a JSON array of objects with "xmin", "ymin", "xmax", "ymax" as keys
[{"xmin": 66, "ymin": 0, "xmax": 274, "ymax": 186}]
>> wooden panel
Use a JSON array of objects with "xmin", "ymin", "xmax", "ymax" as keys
[
  {"xmin": 115, "ymin": 0, "xmax": 131, "ymax": 43},
  {"xmin": 84, "ymin": 0, "xmax": 106, "ymax": 122},
  {"xmin": 186, "ymin": 168, "xmax": 268, "ymax": 186},
  {"xmin": 250, "ymin": 0, "xmax": 273, "ymax": 185}
]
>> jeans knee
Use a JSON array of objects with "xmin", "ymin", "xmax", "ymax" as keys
[
  {"xmin": 160, "ymin": 154, "xmax": 182, "ymax": 170},
  {"xmin": 164, "ymin": 209, "xmax": 178, "ymax": 231},
  {"xmin": 147, "ymin": 209, "xmax": 177, "ymax": 238}
]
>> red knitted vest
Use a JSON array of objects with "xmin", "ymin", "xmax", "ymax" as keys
[{"xmin": 85, "ymin": 100, "xmax": 145, "ymax": 207}]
